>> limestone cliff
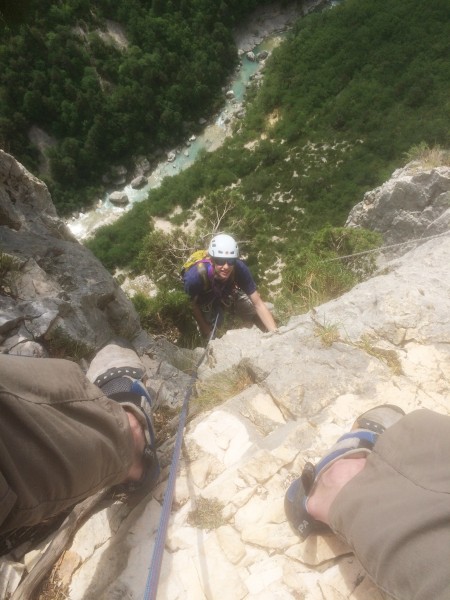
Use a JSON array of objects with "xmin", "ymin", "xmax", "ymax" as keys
[
  {"xmin": 1, "ymin": 156, "xmax": 449, "ymax": 600},
  {"xmin": 346, "ymin": 160, "xmax": 450, "ymax": 257},
  {"xmin": 0, "ymin": 149, "xmax": 142, "ymax": 356},
  {"xmin": 35, "ymin": 221, "xmax": 450, "ymax": 600},
  {"xmin": 0, "ymin": 149, "xmax": 194, "ymax": 410}
]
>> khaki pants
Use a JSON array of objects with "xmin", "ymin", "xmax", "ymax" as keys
[
  {"xmin": 329, "ymin": 409, "xmax": 450, "ymax": 600},
  {"xmin": 0, "ymin": 355, "xmax": 133, "ymax": 535},
  {"xmin": 201, "ymin": 290, "xmax": 263, "ymax": 329}
]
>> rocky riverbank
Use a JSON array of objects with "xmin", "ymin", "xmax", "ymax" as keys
[{"xmin": 233, "ymin": 0, "xmax": 327, "ymax": 51}]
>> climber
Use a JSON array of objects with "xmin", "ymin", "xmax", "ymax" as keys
[
  {"xmin": 183, "ymin": 233, "xmax": 277, "ymax": 337},
  {"xmin": 284, "ymin": 405, "xmax": 450, "ymax": 600},
  {"xmin": 0, "ymin": 345, "xmax": 159, "ymax": 543}
]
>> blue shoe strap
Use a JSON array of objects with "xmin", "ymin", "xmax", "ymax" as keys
[
  {"xmin": 129, "ymin": 379, "xmax": 158, "ymax": 450},
  {"xmin": 314, "ymin": 430, "xmax": 378, "ymax": 477},
  {"xmin": 130, "ymin": 379, "xmax": 154, "ymax": 409}
]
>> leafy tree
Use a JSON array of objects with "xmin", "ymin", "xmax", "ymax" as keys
[
  {"xmin": 0, "ymin": 0, "xmax": 270, "ymax": 213},
  {"xmin": 137, "ymin": 228, "xmax": 198, "ymax": 289}
]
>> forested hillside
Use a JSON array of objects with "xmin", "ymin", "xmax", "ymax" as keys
[
  {"xmin": 2, "ymin": 0, "xmax": 449, "ymax": 345},
  {"xmin": 0, "ymin": 0, "xmax": 273, "ymax": 212},
  {"xmin": 86, "ymin": 0, "xmax": 449, "ymax": 344}
]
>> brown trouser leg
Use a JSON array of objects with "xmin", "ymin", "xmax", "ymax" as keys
[
  {"xmin": 329, "ymin": 409, "xmax": 450, "ymax": 600},
  {"xmin": 0, "ymin": 355, "xmax": 133, "ymax": 535}
]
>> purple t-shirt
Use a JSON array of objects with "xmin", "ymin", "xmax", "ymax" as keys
[{"xmin": 183, "ymin": 259, "xmax": 257, "ymax": 306}]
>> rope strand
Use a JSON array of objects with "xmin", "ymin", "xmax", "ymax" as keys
[
  {"xmin": 143, "ymin": 313, "xmax": 219, "ymax": 600},
  {"xmin": 324, "ymin": 230, "xmax": 450, "ymax": 263}
]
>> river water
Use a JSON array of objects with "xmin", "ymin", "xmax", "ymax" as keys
[{"xmin": 66, "ymin": 33, "xmax": 286, "ymax": 240}]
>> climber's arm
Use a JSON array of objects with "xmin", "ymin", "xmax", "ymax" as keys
[{"xmin": 249, "ymin": 290, "xmax": 277, "ymax": 332}]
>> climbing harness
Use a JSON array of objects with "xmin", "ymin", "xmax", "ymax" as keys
[{"xmin": 142, "ymin": 312, "xmax": 220, "ymax": 600}]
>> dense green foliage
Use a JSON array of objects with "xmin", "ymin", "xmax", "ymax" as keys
[
  {"xmin": 132, "ymin": 289, "xmax": 199, "ymax": 347},
  {"xmin": 0, "ymin": 0, "xmax": 272, "ymax": 213},
  {"xmin": 5, "ymin": 0, "xmax": 449, "ymax": 342},
  {"xmin": 89, "ymin": 0, "xmax": 449, "ymax": 285},
  {"xmin": 248, "ymin": 0, "xmax": 449, "ymax": 151},
  {"xmin": 277, "ymin": 225, "xmax": 383, "ymax": 321}
]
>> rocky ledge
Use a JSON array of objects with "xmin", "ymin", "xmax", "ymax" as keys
[{"xmin": 59, "ymin": 234, "xmax": 450, "ymax": 600}]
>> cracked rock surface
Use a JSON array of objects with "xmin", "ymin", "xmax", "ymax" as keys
[{"xmin": 4, "ymin": 235, "xmax": 448, "ymax": 600}]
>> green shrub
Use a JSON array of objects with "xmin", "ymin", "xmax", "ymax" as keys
[
  {"xmin": 86, "ymin": 201, "xmax": 154, "ymax": 271},
  {"xmin": 0, "ymin": 252, "xmax": 21, "ymax": 297},
  {"xmin": 281, "ymin": 226, "xmax": 382, "ymax": 315},
  {"xmin": 137, "ymin": 228, "xmax": 200, "ymax": 288},
  {"xmin": 132, "ymin": 289, "xmax": 201, "ymax": 347}
]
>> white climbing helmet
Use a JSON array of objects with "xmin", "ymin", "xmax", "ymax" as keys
[{"xmin": 208, "ymin": 234, "xmax": 239, "ymax": 258}]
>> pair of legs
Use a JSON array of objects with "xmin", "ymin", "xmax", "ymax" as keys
[
  {"xmin": 285, "ymin": 406, "xmax": 450, "ymax": 600},
  {"xmin": 201, "ymin": 290, "xmax": 264, "ymax": 331},
  {"xmin": 0, "ymin": 346, "xmax": 157, "ymax": 539}
]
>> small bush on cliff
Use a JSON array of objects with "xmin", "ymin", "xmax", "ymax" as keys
[
  {"xmin": 132, "ymin": 290, "xmax": 200, "ymax": 347},
  {"xmin": 405, "ymin": 143, "xmax": 450, "ymax": 168},
  {"xmin": 137, "ymin": 228, "xmax": 199, "ymax": 287},
  {"xmin": 278, "ymin": 226, "xmax": 382, "ymax": 319},
  {"xmin": 0, "ymin": 252, "xmax": 21, "ymax": 297}
]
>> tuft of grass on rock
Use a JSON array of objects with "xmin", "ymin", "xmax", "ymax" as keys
[
  {"xmin": 405, "ymin": 143, "xmax": 450, "ymax": 168},
  {"xmin": 194, "ymin": 365, "xmax": 254, "ymax": 411},
  {"xmin": 187, "ymin": 497, "xmax": 226, "ymax": 530},
  {"xmin": 0, "ymin": 252, "xmax": 22, "ymax": 297},
  {"xmin": 313, "ymin": 319, "xmax": 341, "ymax": 347},
  {"xmin": 45, "ymin": 326, "xmax": 95, "ymax": 362},
  {"xmin": 356, "ymin": 334, "xmax": 403, "ymax": 375}
]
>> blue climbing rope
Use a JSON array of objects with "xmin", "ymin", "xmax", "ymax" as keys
[{"xmin": 143, "ymin": 314, "xmax": 219, "ymax": 600}]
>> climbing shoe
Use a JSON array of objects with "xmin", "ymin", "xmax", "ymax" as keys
[
  {"xmin": 285, "ymin": 404, "xmax": 405, "ymax": 540},
  {"xmin": 98, "ymin": 374, "xmax": 160, "ymax": 491},
  {"xmin": 87, "ymin": 343, "xmax": 161, "ymax": 492}
]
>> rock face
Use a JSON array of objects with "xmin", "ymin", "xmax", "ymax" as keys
[
  {"xmin": 109, "ymin": 190, "xmax": 129, "ymax": 205},
  {"xmin": 0, "ymin": 150, "xmax": 141, "ymax": 356},
  {"xmin": 0, "ymin": 150, "xmax": 213, "ymax": 418},
  {"xmin": 0, "ymin": 150, "xmax": 196, "ymax": 410},
  {"xmin": 130, "ymin": 175, "xmax": 148, "ymax": 189},
  {"xmin": 21, "ymin": 233, "xmax": 447, "ymax": 600},
  {"xmin": 2, "ymin": 159, "xmax": 449, "ymax": 600},
  {"xmin": 346, "ymin": 162, "xmax": 450, "ymax": 255}
]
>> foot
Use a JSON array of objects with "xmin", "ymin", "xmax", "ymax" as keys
[
  {"xmin": 97, "ymin": 375, "xmax": 160, "ymax": 490},
  {"xmin": 285, "ymin": 404, "xmax": 405, "ymax": 539},
  {"xmin": 306, "ymin": 456, "xmax": 367, "ymax": 524},
  {"xmin": 124, "ymin": 410, "xmax": 146, "ymax": 482}
]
